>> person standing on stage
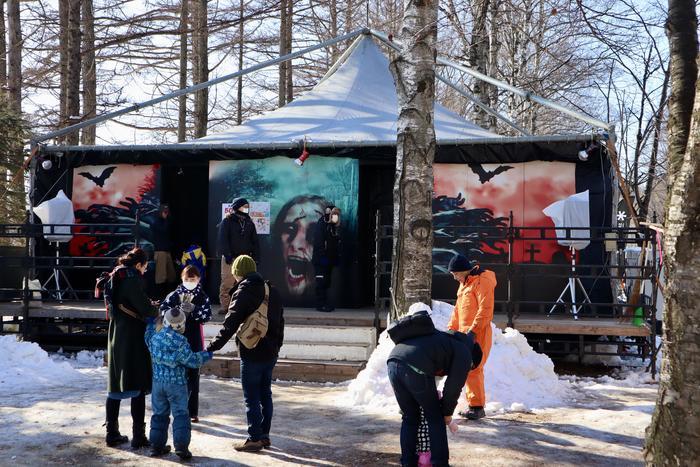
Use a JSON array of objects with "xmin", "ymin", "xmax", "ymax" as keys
[
  {"xmin": 447, "ymin": 253, "xmax": 497, "ymax": 420},
  {"xmin": 153, "ymin": 203, "xmax": 177, "ymax": 298},
  {"xmin": 217, "ymin": 197, "xmax": 259, "ymax": 313},
  {"xmin": 312, "ymin": 205, "xmax": 341, "ymax": 312}
]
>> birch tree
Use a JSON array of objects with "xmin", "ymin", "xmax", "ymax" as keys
[
  {"xmin": 389, "ymin": 0, "xmax": 437, "ymax": 317},
  {"xmin": 643, "ymin": 0, "xmax": 700, "ymax": 463},
  {"xmin": 6, "ymin": 0, "xmax": 21, "ymax": 112}
]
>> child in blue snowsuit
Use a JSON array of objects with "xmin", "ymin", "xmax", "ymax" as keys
[
  {"xmin": 145, "ymin": 306, "xmax": 212, "ymax": 460},
  {"xmin": 159, "ymin": 265, "xmax": 212, "ymax": 422}
]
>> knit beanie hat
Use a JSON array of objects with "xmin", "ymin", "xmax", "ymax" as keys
[
  {"xmin": 232, "ymin": 255, "xmax": 256, "ymax": 278},
  {"xmin": 448, "ymin": 253, "xmax": 477, "ymax": 272},
  {"xmin": 164, "ymin": 307, "xmax": 186, "ymax": 333},
  {"xmin": 231, "ymin": 197, "xmax": 249, "ymax": 212}
]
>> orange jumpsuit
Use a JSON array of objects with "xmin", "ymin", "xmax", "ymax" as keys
[{"xmin": 448, "ymin": 269, "xmax": 497, "ymax": 407}]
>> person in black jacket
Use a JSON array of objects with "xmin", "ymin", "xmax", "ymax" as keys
[
  {"xmin": 152, "ymin": 203, "xmax": 176, "ymax": 298},
  {"xmin": 207, "ymin": 255, "xmax": 284, "ymax": 453},
  {"xmin": 312, "ymin": 205, "xmax": 341, "ymax": 312},
  {"xmin": 387, "ymin": 310, "xmax": 480, "ymax": 467},
  {"xmin": 217, "ymin": 197, "xmax": 260, "ymax": 312}
]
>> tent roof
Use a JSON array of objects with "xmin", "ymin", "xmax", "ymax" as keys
[{"xmin": 193, "ymin": 36, "xmax": 496, "ymax": 146}]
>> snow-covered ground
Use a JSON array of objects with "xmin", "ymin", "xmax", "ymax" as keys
[{"xmin": 0, "ymin": 311, "xmax": 660, "ymax": 466}]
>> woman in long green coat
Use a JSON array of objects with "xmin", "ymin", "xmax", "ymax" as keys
[{"xmin": 104, "ymin": 248, "xmax": 158, "ymax": 448}]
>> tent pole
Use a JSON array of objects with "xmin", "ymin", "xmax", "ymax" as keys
[
  {"xmin": 436, "ymin": 74, "xmax": 531, "ymax": 136},
  {"xmin": 369, "ymin": 28, "xmax": 611, "ymax": 131},
  {"xmin": 31, "ymin": 28, "xmax": 371, "ymax": 145}
]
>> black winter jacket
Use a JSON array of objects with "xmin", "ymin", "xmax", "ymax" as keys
[
  {"xmin": 217, "ymin": 212, "xmax": 260, "ymax": 262},
  {"xmin": 207, "ymin": 272, "xmax": 284, "ymax": 362},
  {"xmin": 388, "ymin": 330, "xmax": 475, "ymax": 416},
  {"xmin": 312, "ymin": 216, "xmax": 341, "ymax": 266}
]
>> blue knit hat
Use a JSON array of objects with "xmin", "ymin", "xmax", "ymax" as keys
[
  {"xmin": 231, "ymin": 197, "xmax": 249, "ymax": 211},
  {"xmin": 448, "ymin": 253, "xmax": 477, "ymax": 272}
]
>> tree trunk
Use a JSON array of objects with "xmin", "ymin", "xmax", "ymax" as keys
[
  {"xmin": 65, "ymin": 0, "xmax": 82, "ymax": 145},
  {"xmin": 192, "ymin": 0, "xmax": 208, "ymax": 138},
  {"xmin": 7, "ymin": 0, "xmax": 21, "ymax": 112},
  {"xmin": 59, "ymin": 0, "xmax": 68, "ymax": 139},
  {"xmin": 285, "ymin": 0, "xmax": 293, "ymax": 103},
  {"xmin": 389, "ymin": 0, "xmax": 437, "ymax": 318},
  {"xmin": 329, "ymin": 0, "xmax": 338, "ymax": 62},
  {"xmin": 80, "ymin": 0, "xmax": 96, "ymax": 145},
  {"xmin": 278, "ymin": 0, "xmax": 287, "ymax": 107},
  {"xmin": 236, "ymin": 0, "xmax": 244, "ymax": 125},
  {"xmin": 643, "ymin": 1, "xmax": 699, "ymax": 464},
  {"xmin": 664, "ymin": 0, "xmax": 698, "ymax": 179},
  {"xmin": 469, "ymin": 0, "xmax": 491, "ymax": 129},
  {"xmin": 178, "ymin": 0, "xmax": 189, "ymax": 142},
  {"xmin": 0, "ymin": 0, "xmax": 7, "ymax": 93}
]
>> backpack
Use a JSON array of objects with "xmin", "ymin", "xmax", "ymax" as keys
[
  {"xmin": 236, "ymin": 283, "xmax": 270, "ymax": 349},
  {"xmin": 387, "ymin": 309, "xmax": 435, "ymax": 344}
]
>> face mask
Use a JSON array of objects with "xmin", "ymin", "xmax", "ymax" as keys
[
  {"xmin": 331, "ymin": 214, "xmax": 339, "ymax": 224},
  {"xmin": 183, "ymin": 281, "xmax": 198, "ymax": 291},
  {"xmin": 239, "ymin": 207, "xmax": 249, "ymax": 214}
]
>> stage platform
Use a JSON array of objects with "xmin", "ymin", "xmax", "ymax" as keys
[{"xmin": 0, "ymin": 301, "xmax": 649, "ymax": 337}]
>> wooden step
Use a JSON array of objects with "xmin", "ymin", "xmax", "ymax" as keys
[{"xmin": 201, "ymin": 356, "xmax": 365, "ymax": 383}]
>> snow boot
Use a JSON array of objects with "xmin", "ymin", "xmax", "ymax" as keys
[
  {"xmin": 465, "ymin": 406, "xmax": 486, "ymax": 420},
  {"xmin": 176, "ymin": 448, "xmax": 193, "ymax": 460},
  {"xmin": 131, "ymin": 423, "xmax": 151, "ymax": 449},
  {"xmin": 150, "ymin": 445, "xmax": 172, "ymax": 457},
  {"xmin": 234, "ymin": 439, "xmax": 264, "ymax": 452},
  {"xmin": 105, "ymin": 422, "xmax": 129, "ymax": 447},
  {"xmin": 261, "ymin": 438, "xmax": 271, "ymax": 449}
]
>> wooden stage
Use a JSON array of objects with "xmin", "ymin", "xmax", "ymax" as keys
[{"xmin": 0, "ymin": 301, "xmax": 649, "ymax": 337}]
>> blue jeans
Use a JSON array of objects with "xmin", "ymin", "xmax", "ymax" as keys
[
  {"xmin": 149, "ymin": 381, "xmax": 191, "ymax": 451},
  {"xmin": 387, "ymin": 359, "xmax": 449, "ymax": 467},
  {"xmin": 240, "ymin": 357, "xmax": 276, "ymax": 441}
]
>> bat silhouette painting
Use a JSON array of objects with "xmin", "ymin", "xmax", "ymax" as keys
[
  {"xmin": 468, "ymin": 162, "xmax": 514, "ymax": 184},
  {"xmin": 78, "ymin": 166, "xmax": 117, "ymax": 187},
  {"xmin": 433, "ymin": 161, "xmax": 576, "ymax": 265},
  {"xmin": 70, "ymin": 164, "xmax": 160, "ymax": 257}
]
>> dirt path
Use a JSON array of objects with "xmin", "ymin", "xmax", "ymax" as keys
[{"xmin": 0, "ymin": 370, "xmax": 656, "ymax": 466}]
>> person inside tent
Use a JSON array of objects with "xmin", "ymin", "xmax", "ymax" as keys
[{"xmin": 447, "ymin": 253, "xmax": 497, "ymax": 420}]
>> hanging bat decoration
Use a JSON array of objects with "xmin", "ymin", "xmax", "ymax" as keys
[
  {"xmin": 78, "ymin": 166, "xmax": 117, "ymax": 187},
  {"xmin": 468, "ymin": 163, "xmax": 514, "ymax": 184}
]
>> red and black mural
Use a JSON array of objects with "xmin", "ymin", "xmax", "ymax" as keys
[{"xmin": 70, "ymin": 164, "xmax": 161, "ymax": 257}]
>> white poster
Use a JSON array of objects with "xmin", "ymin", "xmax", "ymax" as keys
[{"xmin": 221, "ymin": 201, "xmax": 270, "ymax": 235}]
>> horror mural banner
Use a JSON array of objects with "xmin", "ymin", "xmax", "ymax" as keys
[
  {"xmin": 70, "ymin": 164, "xmax": 161, "ymax": 258},
  {"xmin": 432, "ymin": 161, "xmax": 578, "ymax": 306},
  {"xmin": 208, "ymin": 156, "xmax": 359, "ymax": 307}
]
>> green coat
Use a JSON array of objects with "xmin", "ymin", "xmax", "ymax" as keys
[{"xmin": 106, "ymin": 267, "xmax": 158, "ymax": 394}]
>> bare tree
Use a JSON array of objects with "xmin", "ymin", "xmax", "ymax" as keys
[
  {"xmin": 0, "ymin": 0, "xmax": 7, "ymax": 93},
  {"xmin": 278, "ymin": 0, "xmax": 288, "ymax": 106},
  {"xmin": 644, "ymin": 0, "xmax": 699, "ymax": 463},
  {"xmin": 389, "ymin": 0, "xmax": 437, "ymax": 317},
  {"xmin": 177, "ymin": 0, "xmax": 189, "ymax": 142},
  {"xmin": 193, "ymin": 0, "xmax": 209, "ymax": 138},
  {"xmin": 236, "ymin": 0, "xmax": 244, "ymax": 124},
  {"xmin": 81, "ymin": 0, "xmax": 97, "ymax": 144},
  {"xmin": 6, "ymin": 0, "xmax": 21, "ymax": 112}
]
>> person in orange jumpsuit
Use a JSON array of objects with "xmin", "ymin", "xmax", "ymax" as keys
[{"xmin": 447, "ymin": 253, "xmax": 497, "ymax": 420}]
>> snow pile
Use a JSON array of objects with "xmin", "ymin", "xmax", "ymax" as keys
[
  {"xmin": 341, "ymin": 301, "xmax": 569, "ymax": 414},
  {"xmin": 51, "ymin": 348, "xmax": 106, "ymax": 369},
  {"xmin": 0, "ymin": 335, "xmax": 88, "ymax": 393}
]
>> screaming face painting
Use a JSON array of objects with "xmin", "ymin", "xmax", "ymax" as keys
[{"xmin": 208, "ymin": 157, "xmax": 358, "ymax": 306}]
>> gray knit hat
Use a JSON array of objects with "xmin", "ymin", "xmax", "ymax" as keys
[{"xmin": 164, "ymin": 307, "xmax": 187, "ymax": 334}]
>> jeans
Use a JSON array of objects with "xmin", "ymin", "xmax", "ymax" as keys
[
  {"xmin": 387, "ymin": 359, "xmax": 449, "ymax": 467},
  {"xmin": 240, "ymin": 357, "xmax": 277, "ymax": 441},
  {"xmin": 149, "ymin": 381, "xmax": 191, "ymax": 450}
]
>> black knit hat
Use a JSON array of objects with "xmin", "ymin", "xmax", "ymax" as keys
[
  {"xmin": 231, "ymin": 197, "xmax": 249, "ymax": 211},
  {"xmin": 447, "ymin": 253, "xmax": 477, "ymax": 272}
]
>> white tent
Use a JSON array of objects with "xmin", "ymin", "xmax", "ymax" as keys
[{"xmin": 194, "ymin": 36, "xmax": 496, "ymax": 146}]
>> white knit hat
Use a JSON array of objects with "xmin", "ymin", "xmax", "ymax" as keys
[{"xmin": 164, "ymin": 307, "xmax": 186, "ymax": 333}]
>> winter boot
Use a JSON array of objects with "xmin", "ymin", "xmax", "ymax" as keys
[
  {"xmin": 175, "ymin": 448, "xmax": 193, "ymax": 460},
  {"xmin": 234, "ymin": 439, "xmax": 264, "ymax": 452},
  {"xmin": 465, "ymin": 406, "xmax": 486, "ymax": 420},
  {"xmin": 105, "ymin": 422, "xmax": 129, "ymax": 447},
  {"xmin": 261, "ymin": 438, "xmax": 271, "ymax": 449},
  {"xmin": 131, "ymin": 423, "xmax": 151, "ymax": 449},
  {"xmin": 150, "ymin": 445, "xmax": 172, "ymax": 457}
]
